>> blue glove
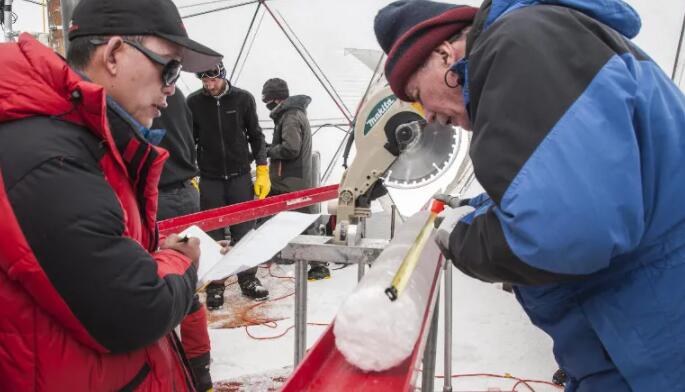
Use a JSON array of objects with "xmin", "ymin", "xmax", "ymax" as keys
[{"xmin": 434, "ymin": 205, "xmax": 474, "ymax": 259}]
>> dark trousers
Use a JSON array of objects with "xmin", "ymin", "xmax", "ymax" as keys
[
  {"xmin": 199, "ymin": 173, "xmax": 257, "ymax": 282},
  {"xmin": 157, "ymin": 180, "xmax": 200, "ymax": 221}
]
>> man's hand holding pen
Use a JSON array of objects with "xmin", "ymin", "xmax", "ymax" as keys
[{"xmin": 161, "ymin": 233, "xmax": 201, "ymax": 267}]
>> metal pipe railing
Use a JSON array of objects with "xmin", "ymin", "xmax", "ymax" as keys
[
  {"xmin": 3, "ymin": 0, "xmax": 14, "ymax": 42},
  {"xmin": 443, "ymin": 259, "xmax": 454, "ymax": 391},
  {"xmin": 294, "ymin": 259, "xmax": 308, "ymax": 365}
]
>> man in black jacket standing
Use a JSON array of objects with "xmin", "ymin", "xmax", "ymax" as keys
[
  {"xmin": 188, "ymin": 62, "xmax": 271, "ymax": 304},
  {"xmin": 261, "ymin": 78, "xmax": 329, "ymax": 280}
]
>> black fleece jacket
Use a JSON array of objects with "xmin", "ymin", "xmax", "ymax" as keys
[
  {"xmin": 153, "ymin": 89, "xmax": 199, "ymax": 188},
  {"xmin": 187, "ymin": 82, "xmax": 267, "ymax": 180}
]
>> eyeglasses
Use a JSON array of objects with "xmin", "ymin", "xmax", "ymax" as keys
[{"xmin": 89, "ymin": 38, "xmax": 183, "ymax": 87}]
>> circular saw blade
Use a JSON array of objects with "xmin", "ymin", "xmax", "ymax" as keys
[{"xmin": 384, "ymin": 123, "xmax": 459, "ymax": 189}]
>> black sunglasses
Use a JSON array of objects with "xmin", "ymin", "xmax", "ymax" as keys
[{"xmin": 89, "ymin": 38, "xmax": 183, "ymax": 87}]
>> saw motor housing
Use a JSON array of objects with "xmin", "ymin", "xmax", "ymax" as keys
[{"xmin": 333, "ymin": 86, "xmax": 425, "ymax": 244}]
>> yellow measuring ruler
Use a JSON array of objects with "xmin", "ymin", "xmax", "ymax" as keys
[{"xmin": 385, "ymin": 199, "xmax": 445, "ymax": 301}]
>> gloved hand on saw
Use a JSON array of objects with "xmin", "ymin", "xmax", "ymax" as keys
[
  {"xmin": 434, "ymin": 197, "xmax": 474, "ymax": 260},
  {"xmin": 254, "ymin": 165, "xmax": 271, "ymax": 199}
]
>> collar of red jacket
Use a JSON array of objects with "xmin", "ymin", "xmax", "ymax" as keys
[{"xmin": 0, "ymin": 33, "xmax": 130, "ymax": 175}]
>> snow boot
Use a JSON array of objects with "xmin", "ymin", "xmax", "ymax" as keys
[
  {"xmin": 308, "ymin": 264, "xmax": 331, "ymax": 281},
  {"xmin": 553, "ymin": 368, "xmax": 567, "ymax": 386},
  {"xmin": 239, "ymin": 276, "xmax": 269, "ymax": 300},
  {"xmin": 205, "ymin": 282, "xmax": 225, "ymax": 310},
  {"xmin": 188, "ymin": 352, "xmax": 213, "ymax": 392}
]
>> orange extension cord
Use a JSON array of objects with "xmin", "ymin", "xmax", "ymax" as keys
[
  {"xmin": 434, "ymin": 373, "xmax": 563, "ymax": 391},
  {"xmin": 240, "ymin": 264, "xmax": 328, "ymax": 340}
]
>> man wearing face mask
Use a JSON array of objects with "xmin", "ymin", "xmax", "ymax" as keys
[
  {"xmin": 188, "ymin": 62, "xmax": 270, "ymax": 306},
  {"xmin": 0, "ymin": 0, "xmax": 223, "ymax": 390},
  {"xmin": 261, "ymin": 78, "xmax": 328, "ymax": 280},
  {"xmin": 374, "ymin": 0, "xmax": 685, "ymax": 390}
]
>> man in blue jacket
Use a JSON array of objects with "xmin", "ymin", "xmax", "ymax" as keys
[{"xmin": 375, "ymin": 0, "xmax": 685, "ymax": 390}]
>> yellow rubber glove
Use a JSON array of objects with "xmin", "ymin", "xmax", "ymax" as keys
[{"xmin": 254, "ymin": 165, "xmax": 271, "ymax": 199}]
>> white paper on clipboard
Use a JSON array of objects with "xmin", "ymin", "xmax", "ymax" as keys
[
  {"xmin": 177, "ymin": 225, "xmax": 224, "ymax": 282},
  {"xmin": 179, "ymin": 211, "xmax": 320, "ymax": 285}
]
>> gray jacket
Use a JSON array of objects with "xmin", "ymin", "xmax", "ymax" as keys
[{"xmin": 267, "ymin": 95, "xmax": 313, "ymax": 193}]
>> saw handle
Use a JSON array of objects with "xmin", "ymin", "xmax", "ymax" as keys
[{"xmin": 433, "ymin": 193, "xmax": 461, "ymax": 209}]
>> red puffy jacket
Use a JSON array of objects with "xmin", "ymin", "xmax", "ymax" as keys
[{"xmin": 0, "ymin": 34, "xmax": 201, "ymax": 391}]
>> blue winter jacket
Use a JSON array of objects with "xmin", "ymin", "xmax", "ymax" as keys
[{"xmin": 446, "ymin": 0, "xmax": 685, "ymax": 390}]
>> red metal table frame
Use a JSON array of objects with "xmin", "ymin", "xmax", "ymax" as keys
[
  {"xmin": 158, "ymin": 184, "xmax": 339, "ymax": 236},
  {"xmin": 281, "ymin": 254, "xmax": 444, "ymax": 391}
]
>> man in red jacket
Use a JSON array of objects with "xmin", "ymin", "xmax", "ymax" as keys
[{"xmin": 0, "ymin": 0, "xmax": 222, "ymax": 391}]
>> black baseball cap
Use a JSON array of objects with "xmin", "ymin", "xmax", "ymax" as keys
[{"xmin": 68, "ymin": 0, "xmax": 222, "ymax": 73}]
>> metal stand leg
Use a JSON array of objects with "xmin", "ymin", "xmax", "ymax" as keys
[
  {"xmin": 3, "ymin": 0, "xmax": 15, "ymax": 42},
  {"xmin": 358, "ymin": 217, "xmax": 368, "ymax": 282},
  {"xmin": 294, "ymin": 259, "xmax": 308, "ymax": 365},
  {"xmin": 390, "ymin": 204, "xmax": 397, "ymax": 239},
  {"xmin": 443, "ymin": 262, "xmax": 453, "ymax": 392},
  {"xmin": 422, "ymin": 292, "xmax": 440, "ymax": 392}
]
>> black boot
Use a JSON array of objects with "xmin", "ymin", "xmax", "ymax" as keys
[
  {"xmin": 239, "ymin": 276, "xmax": 269, "ymax": 300},
  {"xmin": 188, "ymin": 352, "xmax": 213, "ymax": 392},
  {"xmin": 205, "ymin": 282, "xmax": 225, "ymax": 310},
  {"xmin": 308, "ymin": 264, "xmax": 331, "ymax": 281},
  {"xmin": 552, "ymin": 368, "xmax": 567, "ymax": 386}
]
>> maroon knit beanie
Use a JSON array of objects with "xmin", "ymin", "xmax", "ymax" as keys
[{"xmin": 374, "ymin": 1, "xmax": 478, "ymax": 101}]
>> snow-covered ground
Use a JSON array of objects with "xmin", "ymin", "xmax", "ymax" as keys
[{"xmin": 208, "ymin": 260, "xmax": 560, "ymax": 391}]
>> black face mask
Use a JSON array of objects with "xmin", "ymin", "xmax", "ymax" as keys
[{"xmin": 266, "ymin": 101, "xmax": 278, "ymax": 110}]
